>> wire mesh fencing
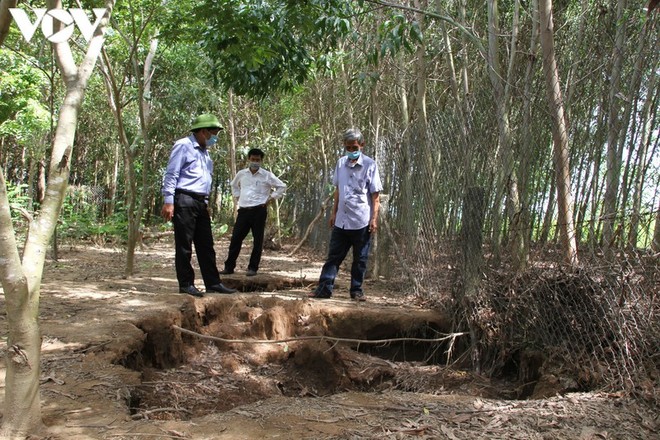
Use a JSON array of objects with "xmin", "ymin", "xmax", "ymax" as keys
[
  {"xmin": 466, "ymin": 254, "xmax": 658, "ymax": 399},
  {"xmin": 357, "ymin": 113, "xmax": 660, "ymax": 401}
]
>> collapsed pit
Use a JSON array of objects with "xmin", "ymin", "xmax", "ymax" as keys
[{"xmin": 120, "ymin": 292, "xmax": 459, "ymax": 420}]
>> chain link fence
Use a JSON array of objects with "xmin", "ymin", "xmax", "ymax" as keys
[
  {"xmin": 467, "ymin": 254, "xmax": 658, "ymax": 399},
  {"xmin": 368, "ymin": 116, "xmax": 657, "ymax": 402},
  {"xmin": 290, "ymin": 91, "xmax": 659, "ymax": 402}
]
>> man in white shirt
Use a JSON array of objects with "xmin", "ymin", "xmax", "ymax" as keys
[{"xmin": 220, "ymin": 148, "xmax": 287, "ymax": 276}]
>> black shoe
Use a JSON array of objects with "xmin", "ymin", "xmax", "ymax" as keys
[
  {"xmin": 246, "ymin": 269, "xmax": 258, "ymax": 277},
  {"xmin": 219, "ymin": 269, "xmax": 234, "ymax": 275},
  {"xmin": 350, "ymin": 292, "xmax": 366, "ymax": 302},
  {"xmin": 180, "ymin": 285, "xmax": 204, "ymax": 297},
  {"xmin": 206, "ymin": 283, "xmax": 237, "ymax": 294},
  {"xmin": 308, "ymin": 291, "xmax": 331, "ymax": 299}
]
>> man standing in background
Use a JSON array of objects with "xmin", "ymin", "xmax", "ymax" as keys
[
  {"xmin": 161, "ymin": 114, "xmax": 236, "ymax": 297},
  {"xmin": 220, "ymin": 148, "xmax": 287, "ymax": 276}
]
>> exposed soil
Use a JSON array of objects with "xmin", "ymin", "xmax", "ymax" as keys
[{"xmin": 0, "ymin": 237, "xmax": 658, "ymax": 439}]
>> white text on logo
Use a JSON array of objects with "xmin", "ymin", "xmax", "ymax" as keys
[{"xmin": 9, "ymin": 8, "xmax": 107, "ymax": 43}]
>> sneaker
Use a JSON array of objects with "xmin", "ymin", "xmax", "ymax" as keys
[
  {"xmin": 246, "ymin": 269, "xmax": 258, "ymax": 277},
  {"xmin": 179, "ymin": 285, "xmax": 204, "ymax": 297},
  {"xmin": 219, "ymin": 269, "xmax": 234, "ymax": 275}
]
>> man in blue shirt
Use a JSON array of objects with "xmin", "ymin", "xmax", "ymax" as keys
[
  {"xmin": 161, "ymin": 114, "xmax": 236, "ymax": 297},
  {"xmin": 309, "ymin": 128, "xmax": 383, "ymax": 301}
]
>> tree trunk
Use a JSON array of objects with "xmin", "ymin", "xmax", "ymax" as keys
[
  {"xmin": 228, "ymin": 89, "xmax": 238, "ymax": 217},
  {"xmin": 504, "ymin": 0, "xmax": 527, "ymax": 269},
  {"xmin": 0, "ymin": 169, "xmax": 41, "ymax": 436},
  {"xmin": 436, "ymin": 0, "xmax": 472, "ymax": 193},
  {"xmin": 460, "ymin": 186, "xmax": 486, "ymax": 373},
  {"xmin": 617, "ymin": 16, "xmax": 651, "ymax": 249},
  {"xmin": 653, "ymin": 195, "xmax": 660, "ymax": 253},
  {"xmin": 575, "ymin": 140, "xmax": 595, "ymax": 244},
  {"xmin": 105, "ymin": 142, "xmax": 119, "ymax": 217},
  {"xmin": 587, "ymin": 88, "xmax": 609, "ymax": 252},
  {"xmin": 538, "ymin": 0, "xmax": 578, "ymax": 265},
  {"xmin": 516, "ymin": 0, "xmax": 539, "ymax": 264},
  {"xmin": 629, "ymin": 66, "xmax": 658, "ymax": 247},
  {"xmin": 126, "ymin": 35, "xmax": 159, "ymax": 277},
  {"xmin": 34, "ymin": 158, "xmax": 46, "ymax": 208},
  {"xmin": 0, "ymin": 2, "xmax": 113, "ymax": 435},
  {"xmin": 486, "ymin": 0, "xmax": 504, "ymax": 258},
  {"xmin": 563, "ymin": 0, "xmax": 590, "ymax": 122},
  {"xmin": 369, "ymin": 70, "xmax": 381, "ymax": 277},
  {"xmin": 396, "ymin": 49, "xmax": 413, "ymax": 237},
  {"xmin": 601, "ymin": 0, "xmax": 628, "ymax": 257},
  {"xmin": 412, "ymin": 0, "xmax": 435, "ymax": 245},
  {"xmin": 0, "ymin": 0, "xmax": 17, "ymax": 47},
  {"xmin": 97, "ymin": 49, "xmax": 138, "ymax": 276},
  {"xmin": 340, "ymin": 53, "xmax": 354, "ymax": 128},
  {"xmin": 486, "ymin": 0, "xmax": 522, "ymax": 266},
  {"xmin": 288, "ymin": 194, "xmax": 332, "ymax": 257}
]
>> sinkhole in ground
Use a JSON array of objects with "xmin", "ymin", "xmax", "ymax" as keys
[{"xmin": 118, "ymin": 292, "xmax": 466, "ymax": 421}]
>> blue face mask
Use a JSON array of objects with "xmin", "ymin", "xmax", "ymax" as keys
[
  {"xmin": 206, "ymin": 134, "xmax": 218, "ymax": 147},
  {"xmin": 249, "ymin": 161, "xmax": 261, "ymax": 170},
  {"xmin": 346, "ymin": 150, "xmax": 361, "ymax": 160}
]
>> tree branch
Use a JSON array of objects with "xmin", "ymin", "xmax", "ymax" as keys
[
  {"xmin": 288, "ymin": 194, "xmax": 332, "ymax": 257},
  {"xmin": 362, "ymin": 0, "xmax": 486, "ymax": 56}
]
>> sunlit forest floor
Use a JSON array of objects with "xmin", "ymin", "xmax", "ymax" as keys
[{"xmin": 0, "ymin": 237, "xmax": 657, "ymax": 439}]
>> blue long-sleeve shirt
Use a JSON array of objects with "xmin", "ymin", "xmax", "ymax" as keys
[{"xmin": 162, "ymin": 134, "xmax": 213, "ymax": 204}]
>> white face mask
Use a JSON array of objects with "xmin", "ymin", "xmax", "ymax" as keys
[{"xmin": 249, "ymin": 161, "xmax": 261, "ymax": 170}]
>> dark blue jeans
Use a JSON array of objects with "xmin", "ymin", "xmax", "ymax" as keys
[{"xmin": 316, "ymin": 226, "xmax": 371, "ymax": 297}]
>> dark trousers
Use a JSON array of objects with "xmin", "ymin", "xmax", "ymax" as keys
[
  {"xmin": 224, "ymin": 205, "xmax": 267, "ymax": 272},
  {"xmin": 173, "ymin": 192, "xmax": 221, "ymax": 288},
  {"xmin": 316, "ymin": 226, "xmax": 371, "ymax": 297}
]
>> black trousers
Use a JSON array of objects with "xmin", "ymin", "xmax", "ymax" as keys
[
  {"xmin": 173, "ymin": 192, "xmax": 222, "ymax": 288},
  {"xmin": 224, "ymin": 205, "xmax": 267, "ymax": 272}
]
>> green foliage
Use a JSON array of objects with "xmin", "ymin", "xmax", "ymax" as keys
[
  {"xmin": 0, "ymin": 49, "xmax": 51, "ymax": 142},
  {"xmin": 369, "ymin": 14, "xmax": 422, "ymax": 66},
  {"xmin": 58, "ymin": 187, "xmax": 119, "ymax": 241},
  {"xmin": 5, "ymin": 182, "xmax": 30, "ymax": 225},
  {"xmin": 160, "ymin": 0, "xmax": 356, "ymax": 99},
  {"xmin": 58, "ymin": 210, "xmax": 129, "ymax": 243},
  {"xmin": 213, "ymin": 222, "xmax": 229, "ymax": 236},
  {"xmin": 149, "ymin": 44, "xmax": 223, "ymax": 140}
]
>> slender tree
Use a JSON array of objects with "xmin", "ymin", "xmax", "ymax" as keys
[
  {"xmin": 601, "ymin": 0, "xmax": 628, "ymax": 256},
  {"xmin": 538, "ymin": 0, "xmax": 578, "ymax": 265},
  {"xmin": 0, "ymin": 1, "xmax": 114, "ymax": 435}
]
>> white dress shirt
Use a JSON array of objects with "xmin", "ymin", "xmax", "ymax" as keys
[{"xmin": 231, "ymin": 167, "xmax": 287, "ymax": 208}]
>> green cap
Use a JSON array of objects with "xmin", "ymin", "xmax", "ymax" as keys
[{"xmin": 190, "ymin": 114, "xmax": 223, "ymax": 131}]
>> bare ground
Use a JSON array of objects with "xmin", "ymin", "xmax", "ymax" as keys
[{"xmin": 0, "ymin": 237, "xmax": 658, "ymax": 439}]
